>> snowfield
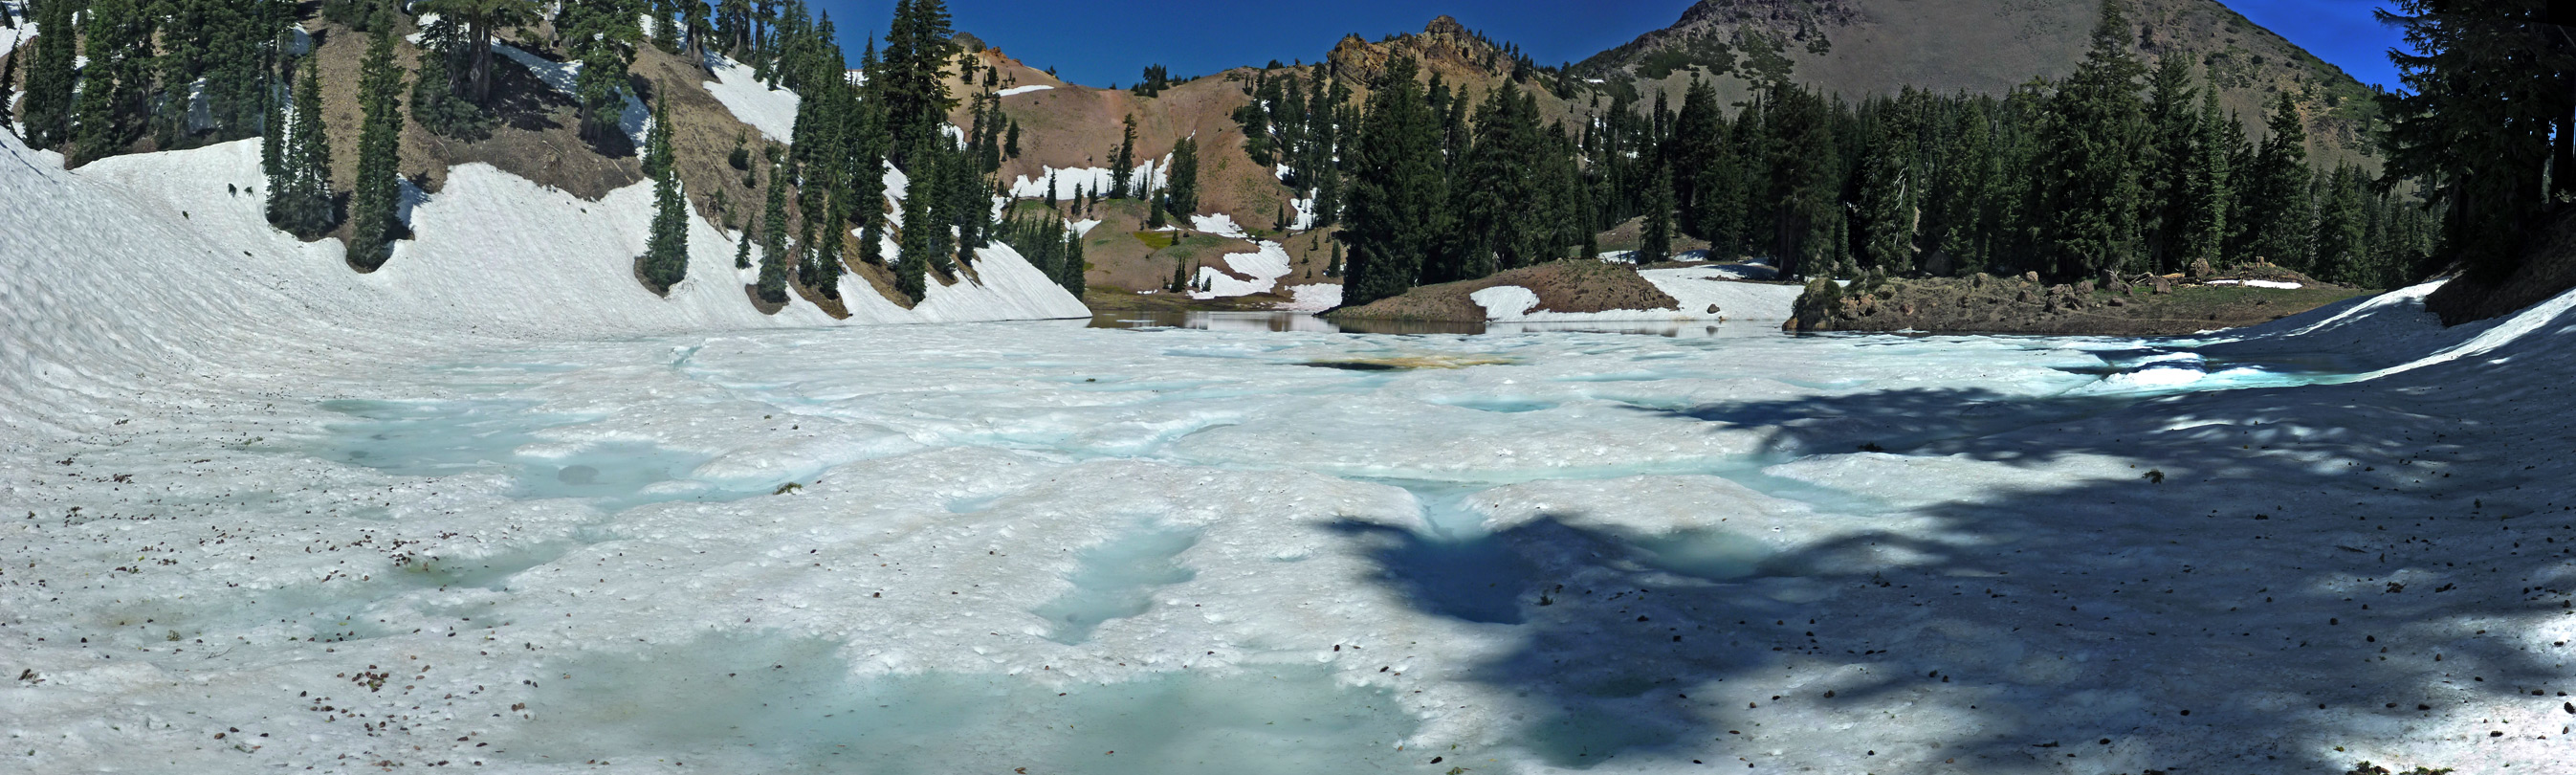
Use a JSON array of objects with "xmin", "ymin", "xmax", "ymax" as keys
[
  {"xmin": 7, "ymin": 140, "xmax": 2576, "ymax": 774},
  {"xmin": 701, "ymin": 55, "xmax": 801, "ymax": 143}
]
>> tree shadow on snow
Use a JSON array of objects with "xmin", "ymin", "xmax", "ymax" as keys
[{"xmin": 1338, "ymin": 325, "xmax": 2576, "ymax": 772}]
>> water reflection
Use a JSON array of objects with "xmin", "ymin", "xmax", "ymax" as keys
[{"xmin": 1090, "ymin": 310, "xmax": 1769, "ymax": 339}]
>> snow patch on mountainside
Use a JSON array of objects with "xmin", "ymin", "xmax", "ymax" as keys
[
  {"xmin": 1007, "ymin": 158, "xmax": 1171, "ymax": 200},
  {"xmin": 703, "ymin": 55, "xmax": 802, "ymax": 143},
  {"xmin": 1468, "ymin": 268, "xmax": 1804, "ymax": 324},
  {"xmin": 996, "ymin": 84, "xmax": 1054, "ymax": 97}
]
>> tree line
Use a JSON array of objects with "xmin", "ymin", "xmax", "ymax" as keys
[{"xmin": 1255, "ymin": 0, "xmax": 2441, "ymax": 309}]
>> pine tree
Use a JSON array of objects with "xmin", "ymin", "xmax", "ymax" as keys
[
  {"xmin": 894, "ymin": 165, "xmax": 936, "ymax": 302},
  {"xmin": 71, "ymin": 0, "xmax": 155, "ymax": 165},
  {"xmin": 2379, "ymin": 0, "xmax": 2565, "ymax": 280},
  {"xmin": 2313, "ymin": 163, "xmax": 2370, "ymax": 284},
  {"xmin": 348, "ymin": 27, "xmax": 409, "ymax": 271},
  {"xmin": 2035, "ymin": 0, "xmax": 2147, "ymax": 279},
  {"xmin": 2244, "ymin": 91, "xmax": 2314, "ymax": 269},
  {"xmin": 1167, "ymin": 135, "xmax": 1200, "ymax": 216},
  {"xmin": 556, "ymin": 0, "xmax": 644, "ymax": 147},
  {"xmin": 269, "ymin": 55, "xmax": 339, "ymax": 238},
  {"xmin": 735, "ymin": 228, "xmax": 754, "ymax": 269},
  {"xmin": 2179, "ymin": 79, "xmax": 2233, "ymax": 269},
  {"xmin": 0, "ymin": 44, "xmax": 15, "ymax": 136},
  {"xmin": 1341, "ymin": 57, "xmax": 1447, "ymax": 306},
  {"xmin": 755, "ymin": 157, "xmax": 791, "ymax": 303},
  {"xmin": 1855, "ymin": 100, "xmax": 1920, "ymax": 274},
  {"xmin": 1110, "ymin": 114, "xmax": 1137, "ymax": 199},
  {"xmin": 1638, "ymin": 165, "xmax": 1677, "ymax": 266},
  {"xmin": 2139, "ymin": 55, "xmax": 2198, "ymax": 274},
  {"xmin": 412, "ymin": 0, "xmax": 543, "ymax": 105},
  {"xmin": 1044, "ymin": 170, "xmax": 1059, "ymax": 210},
  {"xmin": 1762, "ymin": 85, "xmax": 1841, "ymax": 278},
  {"xmin": 1058, "ymin": 220, "xmax": 1089, "ymax": 297},
  {"xmin": 20, "ymin": 0, "xmax": 78, "ymax": 150},
  {"xmin": 879, "ymin": 0, "xmax": 957, "ymax": 162},
  {"xmin": 413, "ymin": 13, "xmax": 494, "ymax": 140},
  {"xmin": 643, "ymin": 93, "xmax": 691, "ymax": 294},
  {"xmin": 1454, "ymin": 82, "xmax": 1547, "ymax": 278}
]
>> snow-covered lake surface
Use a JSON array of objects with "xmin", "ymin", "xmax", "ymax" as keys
[
  {"xmin": 10, "ymin": 276, "xmax": 2576, "ymax": 774},
  {"xmin": 6, "ymin": 117, "xmax": 2575, "ymax": 775}
]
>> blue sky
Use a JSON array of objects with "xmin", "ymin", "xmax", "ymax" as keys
[{"xmin": 805, "ymin": 0, "xmax": 2408, "ymax": 91}]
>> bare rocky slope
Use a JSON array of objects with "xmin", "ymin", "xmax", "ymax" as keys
[{"xmin": 1580, "ymin": 0, "xmax": 2383, "ymax": 166}]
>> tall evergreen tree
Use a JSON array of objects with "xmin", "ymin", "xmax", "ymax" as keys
[
  {"xmin": 2314, "ymin": 163, "xmax": 2371, "ymax": 284},
  {"xmin": 1454, "ymin": 82, "xmax": 1548, "ymax": 277},
  {"xmin": 2379, "ymin": 0, "xmax": 2568, "ymax": 280},
  {"xmin": 879, "ymin": 0, "xmax": 957, "ymax": 162},
  {"xmin": 71, "ymin": 0, "xmax": 155, "ymax": 165},
  {"xmin": 2139, "ymin": 55, "xmax": 2198, "ymax": 273},
  {"xmin": 1110, "ymin": 114, "xmax": 1137, "ymax": 199},
  {"xmin": 643, "ymin": 93, "xmax": 692, "ymax": 293},
  {"xmin": 894, "ymin": 159, "xmax": 937, "ymax": 303},
  {"xmin": 1855, "ymin": 100, "xmax": 1921, "ymax": 274},
  {"xmin": 2035, "ymin": 0, "xmax": 2147, "ymax": 278},
  {"xmin": 1638, "ymin": 165, "xmax": 1677, "ymax": 265},
  {"xmin": 1340, "ymin": 57, "xmax": 1448, "ymax": 306},
  {"xmin": 756, "ymin": 157, "xmax": 792, "ymax": 303},
  {"xmin": 348, "ymin": 27, "xmax": 409, "ymax": 271},
  {"xmin": 2179, "ymin": 80, "xmax": 2234, "ymax": 269},
  {"xmin": 1762, "ymin": 85, "xmax": 1841, "ymax": 278},
  {"xmin": 2244, "ymin": 91, "xmax": 2314, "ymax": 269},
  {"xmin": 412, "ymin": 0, "xmax": 543, "ymax": 105},
  {"xmin": 555, "ymin": 0, "xmax": 645, "ymax": 147},
  {"xmin": 1167, "ymin": 134, "xmax": 1200, "ymax": 216},
  {"xmin": 413, "ymin": 12, "xmax": 494, "ymax": 140},
  {"xmin": 20, "ymin": 0, "xmax": 77, "ymax": 150},
  {"xmin": 269, "ymin": 55, "xmax": 338, "ymax": 238}
]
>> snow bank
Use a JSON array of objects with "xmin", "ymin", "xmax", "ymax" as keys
[
  {"xmin": 996, "ymin": 84, "xmax": 1055, "ymax": 98},
  {"xmin": 1189, "ymin": 213, "xmax": 1248, "ymax": 239},
  {"xmin": 1279, "ymin": 282, "xmax": 1345, "ymax": 313},
  {"xmin": 1007, "ymin": 158, "xmax": 1169, "ymax": 200},
  {"xmin": 1189, "ymin": 241, "xmax": 1295, "ymax": 300},
  {"xmin": 0, "ymin": 131, "xmax": 1083, "ymax": 434},
  {"xmin": 702, "ymin": 55, "xmax": 802, "ymax": 143},
  {"xmin": 1465, "ymin": 267, "xmax": 1803, "ymax": 324},
  {"xmin": 2207, "ymin": 278, "xmax": 2303, "ymax": 289}
]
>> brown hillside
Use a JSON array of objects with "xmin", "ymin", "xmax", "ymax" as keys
[{"xmin": 1578, "ymin": 0, "xmax": 2385, "ymax": 166}]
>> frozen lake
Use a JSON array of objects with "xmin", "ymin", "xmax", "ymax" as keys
[{"xmin": 8, "ymin": 299, "xmax": 2576, "ymax": 774}]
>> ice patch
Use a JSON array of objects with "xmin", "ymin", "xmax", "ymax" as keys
[
  {"xmin": 2207, "ymin": 279, "xmax": 2304, "ymax": 289},
  {"xmin": 1031, "ymin": 523, "xmax": 1200, "ymax": 644}
]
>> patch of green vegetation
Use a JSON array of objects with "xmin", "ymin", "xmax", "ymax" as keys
[
  {"xmin": 1134, "ymin": 231, "xmax": 1178, "ymax": 251},
  {"xmin": 2345, "ymin": 763, "xmax": 2453, "ymax": 775},
  {"xmin": 1157, "ymin": 233, "xmax": 1234, "ymax": 262}
]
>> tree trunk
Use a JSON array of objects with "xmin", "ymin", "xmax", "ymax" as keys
[
  {"xmin": 471, "ymin": 20, "xmax": 495, "ymax": 104},
  {"xmin": 2559, "ymin": 71, "xmax": 2576, "ymax": 202}
]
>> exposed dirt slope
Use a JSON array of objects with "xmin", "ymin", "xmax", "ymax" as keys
[{"xmin": 2423, "ymin": 208, "xmax": 2576, "ymax": 326}]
